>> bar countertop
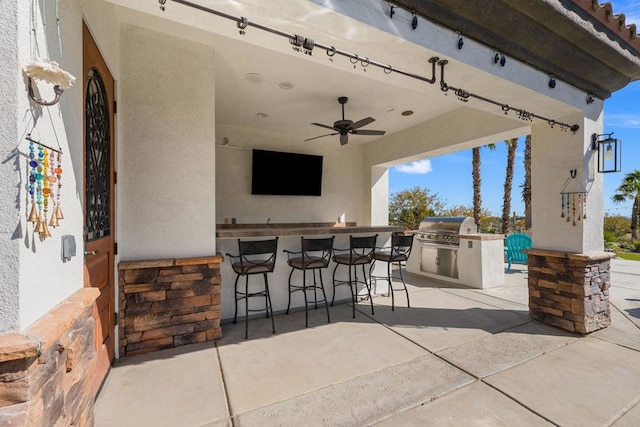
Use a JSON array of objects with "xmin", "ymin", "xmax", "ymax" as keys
[{"xmin": 215, "ymin": 222, "xmax": 405, "ymax": 238}]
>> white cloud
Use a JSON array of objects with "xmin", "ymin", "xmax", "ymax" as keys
[
  {"xmin": 606, "ymin": 113, "xmax": 640, "ymax": 128},
  {"xmin": 395, "ymin": 159, "xmax": 433, "ymax": 174}
]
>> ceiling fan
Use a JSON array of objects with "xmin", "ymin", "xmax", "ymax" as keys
[{"xmin": 305, "ymin": 96, "xmax": 386, "ymax": 145}]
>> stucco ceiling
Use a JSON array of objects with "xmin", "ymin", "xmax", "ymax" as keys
[{"xmin": 110, "ymin": 0, "xmax": 637, "ymax": 148}]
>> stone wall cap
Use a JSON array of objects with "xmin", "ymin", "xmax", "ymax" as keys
[
  {"xmin": 460, "ymin": 233, "xmax": 504, "ymax": 241},
  {"xmin": 119, "ymin": 254, "xmax": 224, "ymax": 270},
  {"xmin": 0, "ymin": 333, "xmax": 39, "ymax": 362},
  {"xmin": 24, "ymin": 288, "xmax": 99, "ymax": 353},
  {"xmin": 525, "ymin": 248, "xmax": 613, "ymax": 261}
]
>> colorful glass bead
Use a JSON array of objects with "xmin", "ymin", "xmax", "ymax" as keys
[
  {"xmin": 29, "ymin": 175, "xmax": 36, "ymax": 183},
  {"xmin": 29, "ymin": 160, "xmax": 39, "ymax": 168},
  {"xmin": 55, "ymin": 167, "xmax": 62, "ymax": 174},
  {"xmin": 36, "ymin": 173, "xmax": 43, "ymax": 180},
  {"xmin": 43, "ymin": 188, "xmax": 51, "ymax": 196},
  {"xmin": 47, "ymin": 176, "xmax": 57, "ymax": 183}
]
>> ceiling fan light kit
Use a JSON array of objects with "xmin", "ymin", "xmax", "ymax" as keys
[{"xmin": 305, "ymin": 96, "xmax": 386, "ymax": 146}]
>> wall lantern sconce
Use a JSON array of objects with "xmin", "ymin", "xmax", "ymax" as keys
[
  {"xmin": 494, "ymin": 52, "xmax": 506, "ymax": 67},
  {"xmin": 548, "ymin": 74, "xmax": 556, "ymax": 89},
  {"xmin": 457, "ymin": 33, "xmax": 464, "ymax": 49},
  {"xmin": 411, "ymin": 11, "xmax": 418, "ymax": 29},
  {"xmin": 592, "ymin": 132, "xmax": 621, "ymax": 173}
]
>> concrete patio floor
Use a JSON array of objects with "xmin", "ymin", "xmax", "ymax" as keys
[{"xmin": 95, "ymin": 259, "xmax": 640, "ymax": 426}]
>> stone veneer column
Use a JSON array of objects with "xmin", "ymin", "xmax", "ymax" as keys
[
  {"xmin": 0, "ymin": 288, "xmax": 100, "ymax": 425},
  {"xmin": 527, "ymin": 249, "xmax": 612, "ymax": 333},
  {"xmin": 118, "ymin": 254, "xmax": 223, "ymax": 357}
]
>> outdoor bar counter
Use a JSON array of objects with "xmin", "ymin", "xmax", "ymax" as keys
[
  {"xmin": 216, "ymin": 222, "xmax": 405, "ymax": 238},
  {"xmin": 215, "ymin": 223, "xmax": 405, "ymax": 322}
]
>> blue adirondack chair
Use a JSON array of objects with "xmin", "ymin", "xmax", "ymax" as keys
[{"xmin": 504, "ymin": 233, "xmax": 532, "ymax": 272}]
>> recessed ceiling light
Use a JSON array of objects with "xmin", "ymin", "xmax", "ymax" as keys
[
  {"xmin": 384, "ymin": 106, "xmax": 395, "ymax": 112},
  {"xmin": 244, "ymin": 73, "xmax": 263, "ymax": 83},
  {"xmin": 401, "ymin": 110, "xmax": 414, "ymax": 116},
  {"xmin": 279, "ymin": 81, "xmax": 294, "ymax": 90},
  {"xmin": 256, "ymin": 112, "xmax": 268, "ymax": 118}
]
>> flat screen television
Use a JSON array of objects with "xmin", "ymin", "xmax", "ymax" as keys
[{"xmin": 251, "ymin": 149, "xmax": 323, "ymax": 196}]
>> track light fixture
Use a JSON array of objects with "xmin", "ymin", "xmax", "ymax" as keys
[
  {"xmin": 586, "ymin": 93, "xmax": 595, "ymax": 104},
  {"xmin": 548, "ymin": 74, "xmax": 556, "ymax": 89},
  {"xmin": 457, "ymin": 33, "xmax": 464, "ymax": 49},
  {"xmin": 389, "ymin": 4, "xmax": 396, "ymax": 19},
  {"xmin": 494, "ymin": 52, "xmax": 506, "ymax": 67},
  {"xmin": 411, "ymin": 11, "xmax": 418, "ymax": 29}
]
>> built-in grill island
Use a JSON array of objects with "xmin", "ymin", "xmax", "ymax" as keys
[
  {"xmin": 406, "ymin": 217, "xmax": 506, "ymax": 289},
  {"xmin": 415, "ymin": 217, "xmax": 477, "ymax": 279}
]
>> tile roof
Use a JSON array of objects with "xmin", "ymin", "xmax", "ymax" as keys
[{"xmin": 572, "ymin": 0, "xmax": 640, "ymax": 53}]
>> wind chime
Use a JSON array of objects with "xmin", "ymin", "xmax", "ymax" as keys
[
  {"xmin": 27, "ymin": 135, "xmax": 64, "ymax": 239},
  {"xmin": 560, "ymin": 170, "xmax": 588, "ymax": 226},
  {"xmin": 23, "ymin": 0, "xmax": 71, "ymax": 240}
]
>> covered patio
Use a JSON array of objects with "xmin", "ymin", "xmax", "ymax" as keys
[
  {"xmin": 3, "ymin": 0, "xmax": 640, "ymax": 424},
  {"xmin": 95, "ymin": 259, "xmax": 640, "ymax": 426}
]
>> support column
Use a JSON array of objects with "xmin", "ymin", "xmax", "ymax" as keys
[
  {"xmin": 527, "ymin": 249, "xmax": 611, "ymax": 333},
  {"xmin": 529, "ymin": 111, "xmax": 612, "ymax": 333}
]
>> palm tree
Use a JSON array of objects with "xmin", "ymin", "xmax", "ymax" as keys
[
  {"xmin": 472, "ymin": 144, "xmax": 496, "ymax": 230},
  {"xmin": 501, "ymin": 137, "xmax": 518, "ymax": 234},
  {"xmin": 612, "ymin": 169, "xmax": 640, "ymax": 240},
  {"xmin": 521, "ymin": 135, "xmax": 532, "ymax": 229}
]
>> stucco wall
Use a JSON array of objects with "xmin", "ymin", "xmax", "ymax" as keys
[
  {"xmin": 0, "ymin": 0, "xmax": 21, "ymax": 333},
  {"xmin": 531, "ymin": 112, "xmax": 604, "ymax": 253},
  {"xmin": 0, "ymin": 0, "xmax": 86, "ymax": 331},
  {"xmin": 118, "ymin": 25, "xmax": 216, "ymax": 260},
  {"xmin": 216, "ymin": 124, "xmax": 365, "ymax": 225}
]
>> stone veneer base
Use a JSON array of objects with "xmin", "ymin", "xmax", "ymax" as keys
[
  {"xmin": 526, "ymin": 248, "xmax": 612, "ymax": 334},
  {"xmin": 0, "ymin": 287, "xmax": 100, "ymax": 426},
  {"xmin": 118, "ymin": 254, "xmax": 223, "ymax": 357}
]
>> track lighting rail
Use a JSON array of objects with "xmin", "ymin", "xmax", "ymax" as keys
[{"xmin": 161, "ymin": 0, "xmax": 580, "ymax": 133}]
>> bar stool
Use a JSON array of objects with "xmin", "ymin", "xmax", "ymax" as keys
[
  {"xmin": 370, "ymin": 234, "xmax": 414, "ymax": 311},
  {"xmin": 226, "ymin": 237, "xmax": 278, "ymax": 339},
  {"xmin": 331, "ymin": 234, "xmax": 378, "ymax": 318},
  {"xmin": 283, "ymin": 236, "xmax": 334, "ymax": 327}
]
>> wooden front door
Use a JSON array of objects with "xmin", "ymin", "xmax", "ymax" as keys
[{"xmin": 83, "ymin": 23, "xmax": 115, "ymax": 393}]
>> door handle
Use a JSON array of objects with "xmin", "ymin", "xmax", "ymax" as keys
[{"xmin": 84, "ymin": 250, "xmax": 100, "ymax": 256}]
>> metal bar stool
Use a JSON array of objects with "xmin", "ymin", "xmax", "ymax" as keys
[
  {"xmin": 226, "ymin": 237, "xmax": 278, "ymax": 339},
  {"xmin": 283, "ymin": 236, "xmax": 334, "ymax": 327},
  {"xmin": 370, "ymin": 234, "xmax": 414, "ymax": 310},
  {"xmin": 331, "ymin": 234, "xmax": 378, "ymax": 318}
]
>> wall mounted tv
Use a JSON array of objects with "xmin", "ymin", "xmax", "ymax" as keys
[{"xmin": 251, "ymin": 149, "xmax": 323, "ymax": 196}]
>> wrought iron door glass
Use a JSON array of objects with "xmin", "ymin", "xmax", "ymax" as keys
[{"xmin": 85, "ymin": 68, "xmax": 110, "ymax": 241}]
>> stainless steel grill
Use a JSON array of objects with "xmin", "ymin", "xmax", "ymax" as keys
[{"xmin": 415, "ymin": 217, "xmax": 477, "ymax": 279}]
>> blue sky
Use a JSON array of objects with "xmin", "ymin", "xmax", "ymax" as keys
[{"xmin": 390, "ymin": 1, "xmax": 640, "ymax": 218}]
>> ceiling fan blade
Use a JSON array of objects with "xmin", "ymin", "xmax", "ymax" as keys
[
  {"xmin": 305, "ymin": 132, "xmax": 338, "ymax": 142},
  {"xmin": 340, "ymin": 133, "xmax": 349, "ymax": 145},
  {"xmin": 311, "ymin": 122, "xmax": 339, "ymax": 131},
  {"xmin": 349, "ymin": 117, "xmax": 375, "ymax": 130},
  {"xmin": 350, "ymin": 129, "xmax": 386, "ymax": 136}
]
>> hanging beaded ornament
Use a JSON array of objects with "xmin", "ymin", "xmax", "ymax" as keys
[
  {"xmin": 560, "ymin": 170, "xmax": 588, "ymax": 227},
  {"xmin": 25, "ymin": 135, "xmax": 63, "ymax": 238}
]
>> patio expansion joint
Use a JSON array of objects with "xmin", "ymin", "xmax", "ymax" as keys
[
  {"xmin": 353, "ymin": 299, "xmax": 579, "ymax": 426},
  {"xmin": 610, "ymin": 299, "xmax": 640, "ymax": 332},
  {"xmin": 605, "ymin": 392, "xmax": 640, "ymax": 426},
  {"xmin": 440, "ymin": 287, "xmax": 529, "ymax": 313},
  {"xmin": 213, "ymin": 341, "xmax": 235, "ymax": 426}
]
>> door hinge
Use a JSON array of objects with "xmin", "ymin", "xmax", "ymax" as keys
[
  {"xmin": 114, "ymin": 312, "xmax": 118, "ymax": 324},
  {"xmin": 114, "ymin": 242, "xmax": 118, "ymax": 255},
  {"xmin": 113, "ymin": 100, "xmax": 117, "ymax": 114},
  {"xmin": 114, "ymin": 171, "xmax": 117, "ymax": 185}
]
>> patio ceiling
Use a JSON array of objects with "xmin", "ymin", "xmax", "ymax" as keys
[{"xmin": 109, "ymin": 0, "xmax": 625, "ymax": 147}]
